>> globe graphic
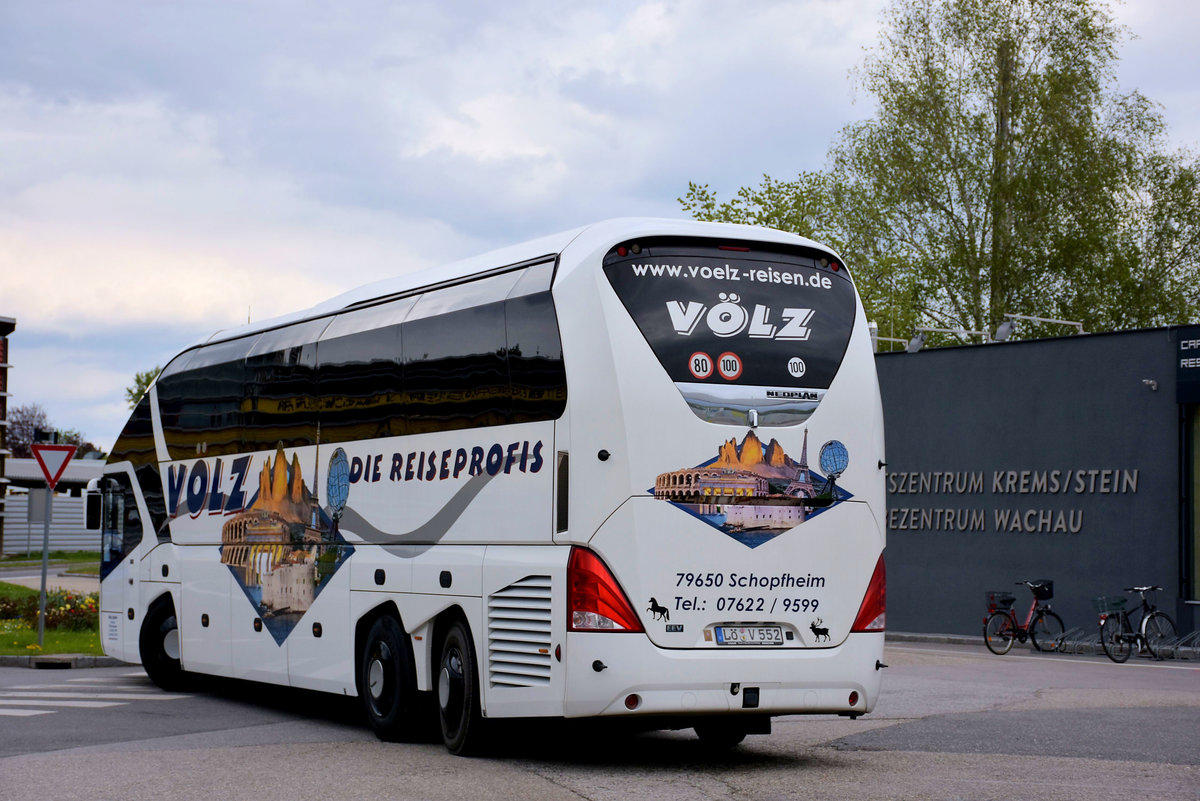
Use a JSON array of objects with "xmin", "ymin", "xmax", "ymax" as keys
[
  {"xmin": 327, "ymin": 448, "xmax": 350, "ymax": 517},
  {"xmin": 819, "ymin": 440, "xmax": 849, "ymax": 478}
]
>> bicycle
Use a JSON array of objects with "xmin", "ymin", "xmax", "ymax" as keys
[
  {"xmin": 983, "ymin": 580, "xmax": 1064, "ymax": 655},
  {"xmin": 1095, "ymin": 585, "xmax": 1177, "ymax": 663}
]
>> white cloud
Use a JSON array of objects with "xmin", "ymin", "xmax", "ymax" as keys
[{"xmin": 0, "ymin": 91, "xmax": 476, "ymax": 335}]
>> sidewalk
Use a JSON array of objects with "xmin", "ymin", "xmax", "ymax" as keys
[{"xmin": 0, "ymin": 567, "xmax": 99, "ymax": 595}]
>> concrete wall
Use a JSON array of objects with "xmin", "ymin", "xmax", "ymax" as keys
[{"xmin": 877, "ymin": 328, "xmax": 1183, "ymax": 636}]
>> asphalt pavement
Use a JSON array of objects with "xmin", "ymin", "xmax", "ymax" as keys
[{"xmin": 0, "ymin": 641, "xmax": 1196, "ymax": 801}]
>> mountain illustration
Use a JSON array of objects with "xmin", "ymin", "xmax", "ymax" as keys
[
  {"xmin": 250, "ymin": 445, "xmax": 314, "ymax": 524},
  {"xmin": 712, "ymin": 431, "xmax": 798, "ymax": 479}
]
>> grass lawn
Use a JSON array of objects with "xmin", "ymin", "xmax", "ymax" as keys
[
  {"xmin": 0, "ymin": 581, "xmax": 38, "ymax": 602},
  {"xmin": 1, "ymin": 550, "xmax": 101, "ymax": 566},
  {"xmin": 0, "ymin": 621, "xmax": 103, "ymax": 655},
  {"xmin": 0, "ymin": 581, "xmax": 104, "ymax": 656}
]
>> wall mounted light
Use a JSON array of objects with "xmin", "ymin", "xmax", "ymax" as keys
[{"xmin": 995, "ymin": 313, "xmax": 1084, "ymax": 341}]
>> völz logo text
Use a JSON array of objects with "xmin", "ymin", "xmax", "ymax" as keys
[{"xmin": 666, "ymin": 293, "xmax": 814, "ymax": 340}]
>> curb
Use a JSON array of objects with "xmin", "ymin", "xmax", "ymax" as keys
[
  {"xmin": 885, "ymin": 631, "xmax": 981, "ymax": 647},
  {"xmin": 0, "ymin": 654, "xmax": 125, "ymax": 669}
]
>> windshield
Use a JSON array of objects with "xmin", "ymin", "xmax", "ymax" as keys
[{"xmin": 603, "ymin": 237, "xmax": 856, "ymax": 426}]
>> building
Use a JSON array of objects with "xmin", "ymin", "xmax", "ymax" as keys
[
  {"xmin": 877, "ymin": 326, "xmax": 1198, "ymax": 635},
  {"xmin": 654, "ymin": 468, "xmax": 768, "ymax": 501},
  {"xmin": 0, "ymin": 316, "xmax": 15, "ymax": 553}
]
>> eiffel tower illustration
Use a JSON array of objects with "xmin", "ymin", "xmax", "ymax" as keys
[{"xmin": 784, "ymin": 429, "xmax": 815, "ymax": 498}]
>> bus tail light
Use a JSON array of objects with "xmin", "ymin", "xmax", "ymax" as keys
[
  {"xmin": 851, "ymin": 555, "xmax": 886, "ymax": 632},
  {"xmin": 567, "ymin": 547, "xmax": 644, "ymax": 633}
]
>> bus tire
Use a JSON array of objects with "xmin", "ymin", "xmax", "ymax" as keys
[
  {"xmin": 139, "ymin": 596, "xmax": 188, "ymax": 692},
  {"xmin": 437, "ymin": 620, "xmax": 488, "ymax": 755},
  {"xmin": 360, "ymin": 615, "xmax": 420, "ymax": 742}
]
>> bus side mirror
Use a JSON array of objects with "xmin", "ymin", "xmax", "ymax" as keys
[{"xmin": 85, "ymin": 478, "xmax": 102, "ymax": 532}]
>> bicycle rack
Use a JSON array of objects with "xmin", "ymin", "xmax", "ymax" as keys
[
  {"xmin": 1168, "ymin": 630, "xmax": 1200, "ymax": 660},
  {"xmin": 1053, "ymin": 627, "xmax": 1085, "ymax": 654},
  {"xmin": 1058, "ymin": 629, "xmax": 1103, "ymax": 656}
]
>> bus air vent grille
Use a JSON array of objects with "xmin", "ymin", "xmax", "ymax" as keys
[{"xmin": 487, "ymin": 575, "xmax": 553, "ymax": 688}]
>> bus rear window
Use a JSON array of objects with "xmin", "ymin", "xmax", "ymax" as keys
[{"xmin": 603, "ymin": 238, "xmax": 856, "ymax": 426}]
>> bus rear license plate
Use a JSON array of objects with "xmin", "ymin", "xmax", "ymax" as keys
[{"xmin": 714, "ymin": 626, "xmax": 783, "ymax": 646}]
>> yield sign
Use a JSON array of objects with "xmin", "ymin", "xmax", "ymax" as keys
[{"xmin": 30, "ymin": 444, "xmax": 77, "ymax": 490}]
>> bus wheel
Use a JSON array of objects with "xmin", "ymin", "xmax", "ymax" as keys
[
  {"xmin": 694, "ymin": 722, "xmax": 748, "ymax": 749},
  {"xmin": 437, "ymin": 620, "xmax": 487, "ymax": 755},
  {"xmin": 360, "ymin": 615, "xmax": 420, "ymax": 742},
  {"xmin": 139, "ymin": 597, "xmax": 188, "ymax": 692}
]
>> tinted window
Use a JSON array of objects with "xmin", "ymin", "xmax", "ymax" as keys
[
  {"xmin": 109, "ymin": 394, "xmax": 156, "ymax": 466},
  {"xmin": 404, "ymin": 301, "xmax": 511, "ymax": 433},
  {"xmin": 152, "ymin": 264, "xmax": 567, "ymax": 455},
  {"xmin": 406, "ymin": 271, "xmax": 521, "ymax": 320},
  {"xmin": 505, "ymin": 291, "xmax": 567, "ymax": 422},
  {"xmin": 603, "ymin": 238, "xmax": 856, "ymax": 426},
  {"xmin": 108, "ymin": 395, "xmax": 170, "ymax": 541},
  {"xmin": 244, "ymin": 320, "xmax": 328, "ymax": 453},
  {"xmin": 317, "ymin": 322, "xmax": 406, "ymax": 443},
  {"xmin": 99, "ymin": 473, "xmax": 144, "ymax": 580},
  {"xmin": 157, "ymin": 336, "xmax": 257, "ymax": 459}
]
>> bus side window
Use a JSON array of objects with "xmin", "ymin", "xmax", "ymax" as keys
[
  {"xmin": 157, "ymin": 335, "xmax": 257, "ymax": 460},
  {"xmin": 505, "ymin": 290, "xmax": 567, "ymax": 423},
  {"xmin": 404, "ymin": 301, "xmax": 511, "ymax": 432},
  {"xmin": 100, "ymin": 476, "xmax": 144, "ymax": 579}
]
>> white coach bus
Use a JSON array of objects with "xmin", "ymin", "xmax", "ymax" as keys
[{"xmin": 90, "ymin": 218, "xmax": 886, "ymax": 754}]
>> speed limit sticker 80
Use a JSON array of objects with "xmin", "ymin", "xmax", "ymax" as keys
[{"xmin": 689, "ymin": 352, "xmax": 714, "ymax": 379}]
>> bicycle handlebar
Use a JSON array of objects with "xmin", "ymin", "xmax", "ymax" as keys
[{"xmin": 1123, "ymin": 585, "xmax": 1162, "ymax": 593}]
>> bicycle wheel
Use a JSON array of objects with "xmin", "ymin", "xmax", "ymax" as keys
[
  {"xmin": 1030, "ymin": 610, "xmax": 1065, "ymax": 652},
  {"xmin": 1142, "ymin": 611, "xmax": 1177, "ymax": 660},
  {"xmin": 1100, "ymin": 615, "xmax": 1132, "ymax": 663},
  {"xmin": 984, "ymin": 612, "xmax": 1016, "ymax": 655}
]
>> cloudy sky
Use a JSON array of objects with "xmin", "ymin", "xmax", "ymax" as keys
[{"xmin": 2, "ymin": 0, "xmax": 1197, "ymax": 452}]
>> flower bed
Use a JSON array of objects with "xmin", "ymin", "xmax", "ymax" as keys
[{"xmin": 0, "ymin": 588, "xmax": 99, "ymax": 631}]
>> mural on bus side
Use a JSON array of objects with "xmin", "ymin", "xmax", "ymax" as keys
[
  {"xmin": 220, "ymin": 445, "xmax": 354, "ymax": 644},
  {"xmin": 651, "ymin": 430, "xmax": 851, "ymax": 548}
]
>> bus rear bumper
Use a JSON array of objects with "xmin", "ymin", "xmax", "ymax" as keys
[{"xmin": 562, "ymin": 631, "xmax": 884, "ymax": 719}]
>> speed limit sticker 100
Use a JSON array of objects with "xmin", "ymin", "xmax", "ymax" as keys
[{"xmin": 717, "ymin": 352, "xmax": 742, "ymax": 380}]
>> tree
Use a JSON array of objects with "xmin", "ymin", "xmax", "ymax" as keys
[
  {"xmin": 5, "ymin": 403, "xmax": 50, "ymax": 459},
  {"xmin": 56, "ymin": 428, "xmax": 104, "ymax": 459},
  {"xmin": 681, "ymin": 0, "xmax": 1200, "ymax": 343},
  {"xmin": 4, "ymin": 403, "xmax": 103, "ymax": 459},
  {"xmin": 125, "ymin": 366, "xmax": 161, "ymax": 410}
]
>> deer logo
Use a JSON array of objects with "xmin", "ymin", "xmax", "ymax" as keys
[
  {"xmin": 809, "ymin": 618, "xmax": 830, "ymax": 642},
  {"xmin": 647, "ymin": 597, "xmax": 670, "ymax": 622}
]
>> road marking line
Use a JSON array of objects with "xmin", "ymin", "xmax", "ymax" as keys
[
  {"xmin": 9, "ymin": 684, "xmax": 165, "ymax": 692},
  {"xmin": 0, "ymin": 709, "xmax": 55, "ymax": 717},
  {"xmin": 0, "ymin": 699, "xmax": 123, "ymax": 708},
  {"xmin": 0, "ymin": 692, "xmax": 189, "ymax": 700}
]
